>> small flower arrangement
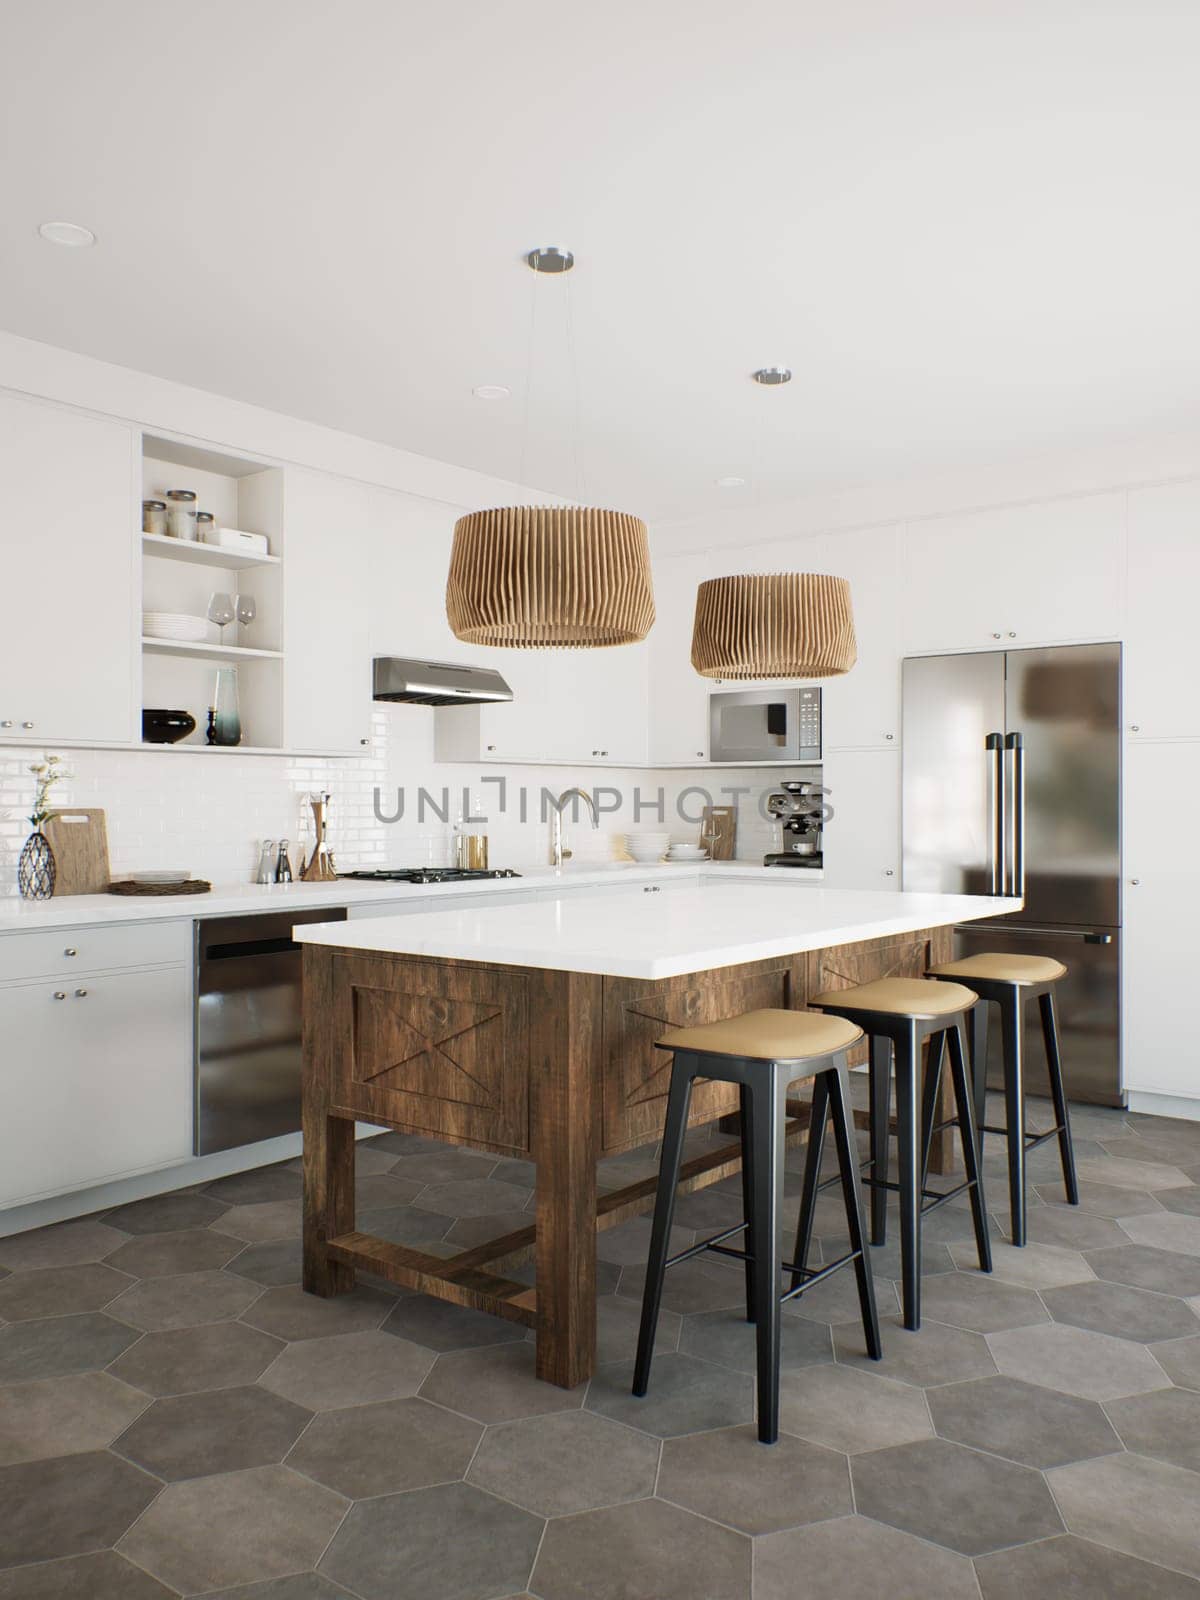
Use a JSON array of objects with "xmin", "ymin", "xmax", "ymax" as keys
[{"xmin": 26, "ymin": 754, "xmax": 67, "ymax": 829}]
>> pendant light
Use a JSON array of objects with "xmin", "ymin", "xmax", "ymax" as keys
[
  {"xmin": 445, "ymin": 247, "xmax": 654, "ymax": 649},
  {"xmin": 690, "ymin": 572, "xmax": 857, "ymax": 679}
]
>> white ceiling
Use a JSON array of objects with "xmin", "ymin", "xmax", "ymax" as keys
[{"xmin": 3, "ymin": 0, "xmax": 1199, "ymax": 520}]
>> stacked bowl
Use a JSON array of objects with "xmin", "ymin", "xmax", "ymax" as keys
[
  {"xmin": 666, "ymin": 842, "xmax": 707, "ymax": 862},
  {"xmin": 626, "ymin": 832, "xmax": 671, "ymax": 863}
]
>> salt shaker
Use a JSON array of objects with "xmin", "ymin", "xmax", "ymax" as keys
[
  {"xmin": 274, "ymin": 840, "xmax": 293, "ymax": 883},
  {"xmin": 256, "ymin": 840, "xmax": 276, "ymax": 885}
]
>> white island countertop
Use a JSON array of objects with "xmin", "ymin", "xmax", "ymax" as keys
[{"xmin": 293, "ymin": 882, "xmax": 1022, "ymax": 980}]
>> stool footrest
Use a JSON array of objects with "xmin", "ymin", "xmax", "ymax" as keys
[
  {"xmin": 981, "ymin": 1123, "xmax": 1066, "ymax": 1150},
  {"xmin": 665, "ymin": 1221, "xmax": 747, "ymax": 1270},
  {"xmin": 865, "ymin": 1174, "xmax": 977, "ymax": 1212},
  {"xmin": 781, "ymin": 1249, "xmax": 865, "ymax": 1303}
]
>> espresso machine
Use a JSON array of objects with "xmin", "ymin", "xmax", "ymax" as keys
[{"xmin": 764, "ymin": 781, "xmax": 824, "ymax": 868}]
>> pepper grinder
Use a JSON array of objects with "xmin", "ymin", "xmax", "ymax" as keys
[
  {"xmin": 275, "ymin": 840, "xmax": 293, "ymax": 883},
  {"xmin": 256, "ymin": 840, "xmax": 276, "ymax": 885}
]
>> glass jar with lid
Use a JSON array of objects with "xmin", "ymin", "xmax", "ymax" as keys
[
  {"xmin": 165, "ymin": 488, "xmax": 198, "ymax": 540},
  {"xmin": 142, "ymin": 499, "xmax": 167, "ymax": 536},
  {"xmin": 194, "ymin": 511, "xmax": 217, "ymax": 544}
]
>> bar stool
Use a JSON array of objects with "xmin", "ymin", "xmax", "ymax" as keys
[
  {"xmin": 632, "ymin": 1008, "xmax": 881, "ymax": 1444},
  {"xmin": 801, "ymin": 978, "xmax": 991, "ymax": 1332},
  {"xmin": 927, "ymin": 953, "xmax": 1079, "ymax": 1247}
]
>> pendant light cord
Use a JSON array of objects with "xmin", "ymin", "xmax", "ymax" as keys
[
  {"xmin": 565, "ymin": 275, "xmax": 586, "ymax": 505},
  {"xmin": 518, "ymin": 266, "xmax": 538, "ymax": 493}
]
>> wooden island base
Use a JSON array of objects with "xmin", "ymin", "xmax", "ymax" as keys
[{"xmin": 302, "ymin": 924, "xmax": 955, "ymax": 1389}]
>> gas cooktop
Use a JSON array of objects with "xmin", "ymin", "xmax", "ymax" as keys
[{"xmin": 339, "ymin": 867, "xmax": 522, "ymax": 885}]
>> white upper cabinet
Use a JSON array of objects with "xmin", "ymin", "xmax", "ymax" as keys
[
  {"xmin": 282, "ymin": 468, "xmax": 373, "ymax": 752},
  {"xmin": 811, "ymin": 525, "xmax": 901, "ymax": 750},
  {"xmin": 647, "ymin": 549, "xmax": 711, "ymax": 764},
  {"xmin": 899, "ymin": 493, "xmax": 1126, "ymax": 655},
  {"xmin": 0, "ymin": 393, "xmax": 136, "ymax": 745},
  {"xmin": 1125, "ymin": 483, "xmax": 1200, "ymax": 739},
  {"xmin": 820, "ymin": 748, "xmax": 901, "ymax": 889}
]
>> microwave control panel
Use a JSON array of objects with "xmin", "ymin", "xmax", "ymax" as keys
[{"xmin": 798, "ymin": 687, "xmax": 822, "ymax": 760}]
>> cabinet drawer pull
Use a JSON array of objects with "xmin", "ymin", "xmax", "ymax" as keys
[
  {"xmin": 64, "ymin": 948, "xmax": 78, "ymax": 958},
  {"xmin": 21, "ymin": 721, "xmax": 34, "ymax": 730},
  {"xmin": 74, "ymin": 988, "xmax": 88, "ymax": 998},
  {"xmin": 52, "ymin": 991, "xmax": 66, "ymax": 1001},
  {"xmin": 0, "ymin": 720, "xmax": 12, "ymax": 729}
]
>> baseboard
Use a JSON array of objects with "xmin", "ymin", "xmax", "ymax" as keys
[{"xmin": 1126, "ymin": 1090, "xmax": 1200, "ymax": 1123}]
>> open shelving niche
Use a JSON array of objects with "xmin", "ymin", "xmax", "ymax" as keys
[{"xmin": 139, "ymin": 435, "xmax": 285, "ymax": 750}]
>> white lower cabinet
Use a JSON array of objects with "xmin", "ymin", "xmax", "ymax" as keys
[
  {"xmin": 0, "ymin": 962, "xmax": 192, "ymax": 1207},
  {"xmin": 820, "ymin": 749, "xmax": 901, "ymax": 890}
]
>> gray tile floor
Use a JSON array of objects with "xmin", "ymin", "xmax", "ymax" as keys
[{"xmin": 2, "ymin": 1097, "xmax": 1200, "ymax": 1597}]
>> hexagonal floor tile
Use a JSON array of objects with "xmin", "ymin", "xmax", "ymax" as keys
[
  {"xmin": 241, "ymin": 1283, "xmax": 394, "ymax": 1341},
  {"xmin": 105, "ymin": 1191, "xmax": 228, "ymax": 1233},
  {"xmin": 595, "ymin": 1292, "xmax": 681, "ymax": 1365},
  {"xmin": 834, "ymin": 1314, "xmax": 997, "ymax": 1387},
  {"xmin": 354, "ymin": 1205, "xmax": 454, "ymax": 1248},
  {"xmin": 118, "ymin": 1464, "xmax": 347, "ymax": 1594},
  {"xmin": 381, "ymin": 1291, "xmax": 527, "ymax": 1352},
  {"xmin": 0, "ymin": 1312, "xmax": 139, "ymax": 1383},
  {"xmin": 616, "ymin": 1257, "xmax": 744, "ymax": 1316},
  {"xmin": 916, "ymin": 1272, "xmax": 1048, "ymax": 1333},
  {"xmin": 413, "ymin": 1177, "xmax": 533, "ymax": 1218},
  {"xmin": 421, "ymin": 1340, "xmax": 584, "ymax": 1423},
  {"xmin": 585, "ymin": 1352, "xmax": 752, "ymax": 1438},
  {"xmin": 987, "ymin": 1321, "xmax": 1171, "ymax": 1400},
  {"xmin": 755, "ymin": 1515, "xmax": 980, "ymax": 1600},
  {"xmin": 678, "ymin": 1306, "xmax": 832, "ymax": 1373},
  {"xmin": 595, "ymin": 1217, "xmax": 692, "ymax": 1267},
  {"xmin": 226, "ymin": 1238, "xmax": 303, "ymax": 1286},
  {"xmin": 949, "ymin": 1238, "xmax": 1093, "ymax": 1289},
  {"xmin": 1157, "ymin": 1186, "xmax": 1200, "ymax": 1218},
  {"xmin": 262, "ymin": 1329, "xmax": 435, "ymax": 1410},
  {"xmin": 1013, "ymin": 1207, "xmax": 1129, "ymax": 1251},
  {"xmin": 201, "ymin": 1577, "xmax": 353, "ymax": 1600},
  {"xmin": 1075, "ymin": 1154, "xmax": 1191, "ymax": 1191},
  {"xmin": 658, "ymin": 1421, "xmax": 850, "ymax": 1534},
  {"xmin": 927, "ymin": 1374, "xmax": 1120, "ymax": 1467},
  {"xmin": 975, "ymin": 1533, "xmax": 1200, "ymax": 1599},
  {"xmin": 532, "ymin": 1496, "xmax": 750, "ymax": 1600},
  {"xmin": 442, "ymin": 1209, "xmax": 534, "ymax": 1249},
  {"xmin": 1085, "ymin": 1244, "xmax": 1200, "ymax": 1296},
  {"xmin": 1153, "ymin": 1335, "xmax": 1200, "ymax": 1390},
  {"xmin": 778, "ymin": 1363, "xmax": 933, "ymax": 1453},
  {"xmin": 351, "ymin": 1174, "xmax": 424, "ymax": 1211},
  {"xmin": 468, "ymin": 1409, "xmax": 657, "ymax": 1516},
  {"xmin": 1048, "ymin": 1452, "xmax": 1200, "ymax": 1579},
  {"xmin": 107, "ymin": 1268, "xmax": 262, "ymax": 1331},
  {"xmin": 0, "ymin": 1219, "xmax": 127, "ymax": 1272},
  {"xmin": 286, "ymin": 1395, "xmax": 480, "ymax": 1498},
  {"xmin": 0, "ymin": 1372, "xmax": 149, "ymax": 1465},
  {"xmin": 389, "ymin": 1148, "xmax": 500, "ymax": 1185},
  {"xmin": 114, "ymin": 1384, "xmax": 312, "ymax": 1479},
  {"xmin": 203, "ymin": 1165, "xmax": 303, "ymax": 1206},
  {"xmin": 104, "ymin": 1227, "xmax": 242, "ymax": 1278},
  {"xmin": 1105, "ymin": 1386, "xmax": 1200, "ymax": 1473},
  {"xmin": 1119, "ymin": 1213, "xmax": 1200, "ymax": 1256},
  {"xmin": 0, "ymin": 1262, "xmax": 130, "ymax": 1321},
  {"xmin": 0, "ymin": 1550, "xmax": 176, "ymax": 1599},
  {"xmin": 321, "ymin": 1481, "xmax": 542, "ymax": 1600},
  {"xmin": 1037, "ymin": 1180, "xmax": 1165, "ymax": 1219},
  {"xmin": 211, "ymin": 1200, "xmax": 303, "ymax": 1243},
  {"xmin": 109, "ymin": 1320, "xmax": 284, "ymax": 1396},
  {"xmin": 852, "ymin": 1436, "xmax": 1062, "ymax": 1556},
  {"xmin": 0, "ymin": 1450, "xmax": 160, "ymax": 1567},
  {"xmin": 1042, "ymin": 1279, "xmax": 1200, "ymax": 1343}
]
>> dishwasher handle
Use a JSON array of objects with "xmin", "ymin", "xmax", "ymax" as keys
[{"xmin": 203, "ymin": 935, "xmax": 303, "ymax": 961}]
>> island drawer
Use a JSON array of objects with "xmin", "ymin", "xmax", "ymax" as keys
[{"xmin": 0, "ymin": 919, "xmax": 192, "ymax": 983}]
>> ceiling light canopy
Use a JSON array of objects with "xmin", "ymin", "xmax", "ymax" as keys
[
  {"xmin": 38, "ymin": 220, "xmax": 95, "ymax": 247},
  {"xmin": 691, "ymin": 573, "xmax": 857, "ymax": 679},
  {"xmin": 526, "ymin": 246, "xmax": 575, "ymax": 274},
  {"xmin": 447, "ymin": 506, "xmax": 655, "ymax": 648},
  {"xmin": 751, "ymin": 366, "xmax": 792, "ymax": 386}
]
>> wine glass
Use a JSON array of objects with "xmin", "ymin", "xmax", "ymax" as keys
[
  {"xmin": 235, "ymin": 594, "xmax": 256, "ymax": 643},
  {"xmin": 207, "ymin": 592, "xmax": 236, "ymax": 644}
]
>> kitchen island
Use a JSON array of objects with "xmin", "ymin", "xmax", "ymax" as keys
[{"xmin": 296, "ymin": 882, "xmax": 1019, "ymax": 1387}]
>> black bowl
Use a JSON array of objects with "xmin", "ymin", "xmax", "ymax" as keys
[{"xmin": 142, "ymin": 708, "xmax": 197, "ymax": 745}]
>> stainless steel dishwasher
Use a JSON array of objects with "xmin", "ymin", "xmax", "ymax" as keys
[{"xmin": 195, "ymin": 907, "xmax": 348, "ymax": 1155}]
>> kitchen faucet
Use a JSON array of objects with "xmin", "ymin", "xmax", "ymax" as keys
[{"xmin": 550, "ymin": 787, "xmax": 599, "ymax": 867}]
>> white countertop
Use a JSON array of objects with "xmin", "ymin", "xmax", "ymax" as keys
[
  {"xmin": 0, "ymin": 860, "xmax": 823, "ymax": 932},
  {"xmin": 293, "ymin": 883, "xmax": 1022, "ymax": 980}
]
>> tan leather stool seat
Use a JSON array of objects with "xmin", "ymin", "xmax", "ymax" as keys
[
  {"xmin": 810, "ymin": 977, "xmax": 977, "ymax": 1020},
  {"xmin": 929, "ymin": 953, "xmax": 1067, "ymax": 986},
  {"xmin": 656, "ymin": 1008, "xmax": 862, "ymax": 1062}
]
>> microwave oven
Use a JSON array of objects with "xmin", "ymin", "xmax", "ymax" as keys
[{"xmin": 708, "ymin": 687, "xmax": 821, "ymax": 763}]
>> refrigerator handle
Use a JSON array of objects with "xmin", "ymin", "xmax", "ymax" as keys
[
  {"xmin": 986, "ymin": 733, "xmax": 1005, "ymax": 895},
  {"xmin": 1005, "ymin": 731, "xmax": 1025, "ymax": 897}
]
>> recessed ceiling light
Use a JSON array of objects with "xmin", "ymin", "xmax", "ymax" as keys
[
  {"xmin": 715, "ymin": 475, "xmax": 746, "ymax": 488},
  {"xmin": 526, "ymin": 246, "xmax": 575, "ymax": 275},
  {"xmin": 751, "ymin": 367, "xmax": 792, "ymax": 386},
  {"xmin": 473, "ymin": 384, "xmax": 512, "ymax": 400},
  {"xmin": 38, "ymin": 220, "xmax": 96, "ymax": 248}
]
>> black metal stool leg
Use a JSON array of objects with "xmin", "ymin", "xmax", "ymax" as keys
[
  {"xmin": 1040, "ymin": 989, "xmax": 1080, "ymax": 1206},
  {"xmin": 739, "ymin": 1085, "xmax": 757, "ymax": 1321},
  {"xmin": 1000, "ymin": 991, "xmax": 1027, "ymax": 1247},
  {"xmin": 749, "ymin": 1071, "xmax": 786, "ymax": 1445},
  {"xmin": 790, "ymin": 1073, "xmax": 829, "ymax": 1293},
  {"xmin": 948, "ymin": 1021, "xmax": 992, "ymax": 1274},
  {"xmin": 868, "ymin": 1035, "xmax": 890, "ymax": 1245},
  {"xmin": 969, "ymin": 999, "xmax": 990, "ymax": 1139},
  {"xmin": 920, "ymin": 1030, "xmax": 946, "ymax": 1186},
  {"xmin": 828, "ymin": 1062, "xmax": 882, "ymax": 1360},
  {"xmin": 895, "ymin": 1021, "xmax": 922, "ymax": 1331},
  {"xmin": 633, "ymin": 1060, "xmax": 694, "ymax": 1396}
]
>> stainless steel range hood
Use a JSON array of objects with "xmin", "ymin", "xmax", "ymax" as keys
[{"xmin": 372, "ymin": 656, "xmax": 513, "ymax": 707}]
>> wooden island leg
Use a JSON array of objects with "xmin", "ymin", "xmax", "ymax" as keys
[
  {"xmin": 301, "ymin": 947, "xmax": 356, "ymax": 1297},
  {"xmin": 531, "ymin": 971, "xmax": 601, "ymax": 1388}
]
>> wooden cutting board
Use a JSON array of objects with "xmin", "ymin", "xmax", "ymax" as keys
[
  {"xmin": 701, "ymin": 804, "xmax": 736, "ymax": 860},
  {"xmin": 43, "ymin": 809, "xmax": 111, "ymax": 895}
]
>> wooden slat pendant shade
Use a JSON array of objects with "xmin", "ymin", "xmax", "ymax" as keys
[
  {"xmin": 691, "ymin": 573, "xmax": 857, "ymax": 678},
  {"xmin": 446, "ymin": 507, "xmax": 655, "ymax": 648}
]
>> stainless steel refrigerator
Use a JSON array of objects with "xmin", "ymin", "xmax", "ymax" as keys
[{"xmin": 902, "ymin": 643, "xmax": 1122, "ymax": 1106}]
